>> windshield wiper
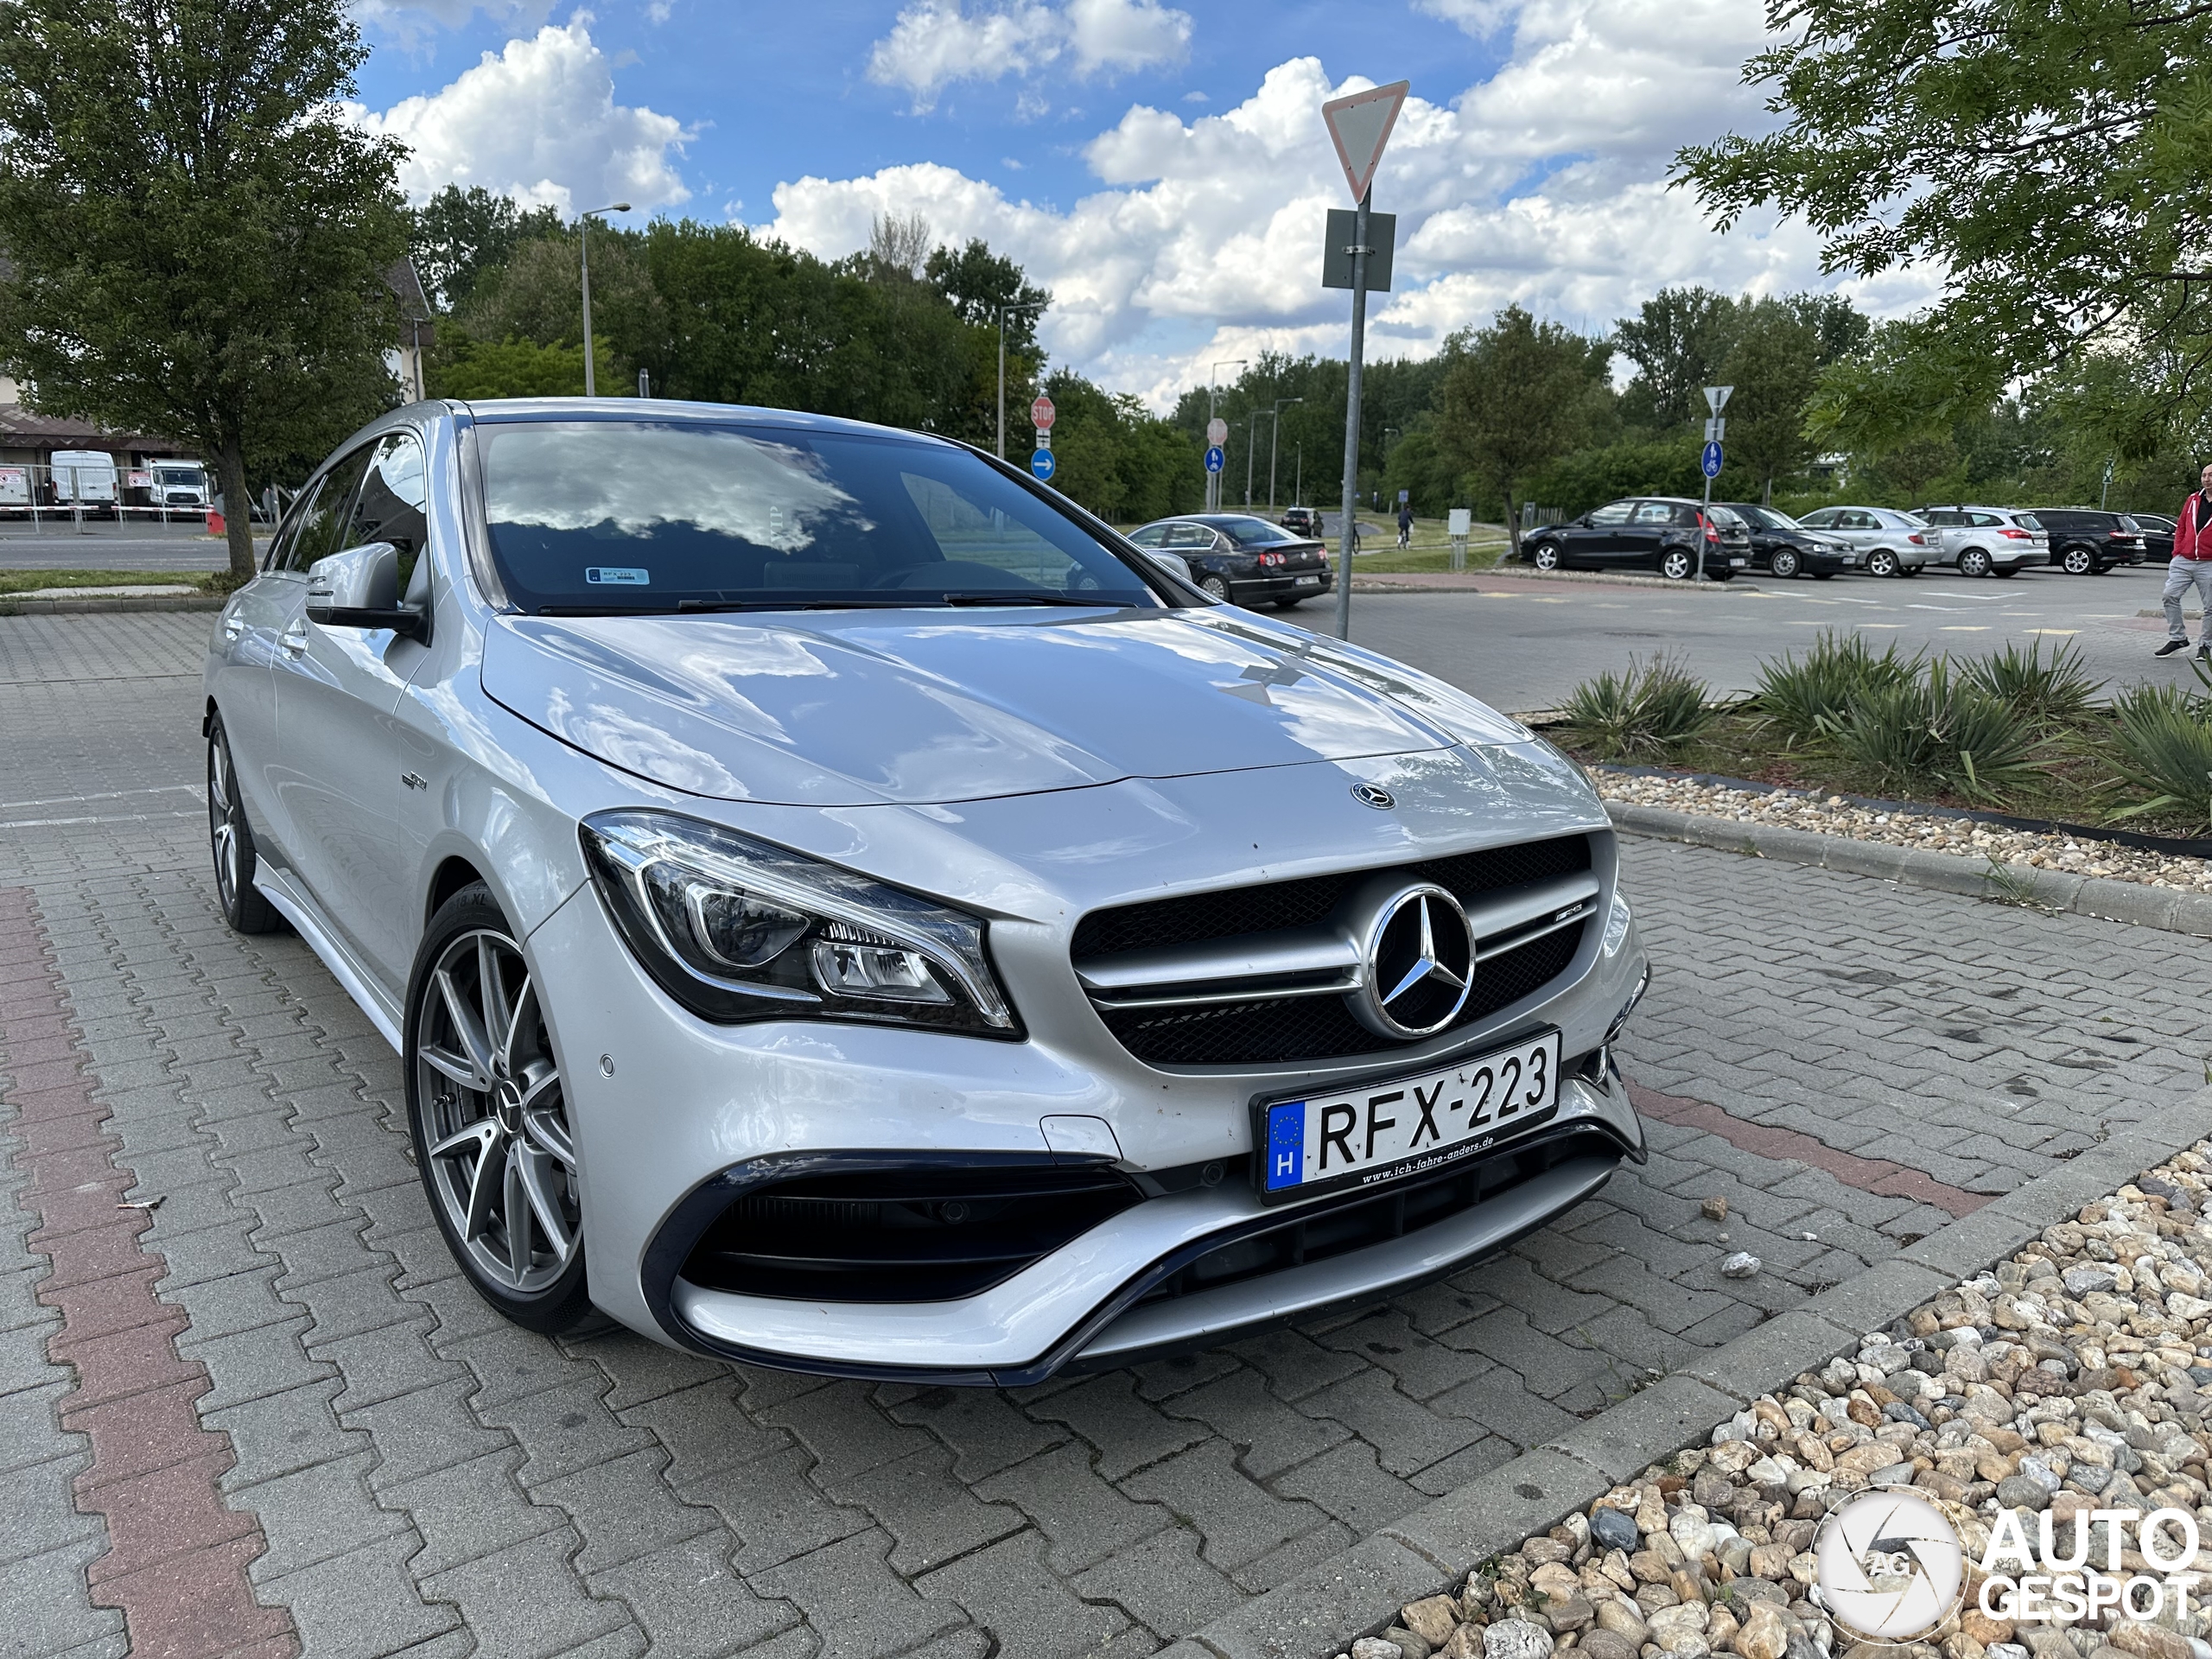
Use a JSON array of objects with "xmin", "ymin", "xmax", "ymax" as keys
[
  {"xmin": 938, "ymin": 592, "xmax": 1134, "ymax": 607},
  {"xmin": 672, "ymin": 598, "xmax": 912, "ymax": 613}
]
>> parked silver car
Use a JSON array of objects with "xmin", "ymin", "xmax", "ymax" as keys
[
  {"xmin": 1792, "ymin": 505, "xmax": 1937, "ymax": 576},
  {"xmin": 1911, "ymin": 505, "xmax": 2049, "ymax": 578},
  {"xmin": 201, "ymin": 399, "xmax": 1649, "ymax": 1383}
]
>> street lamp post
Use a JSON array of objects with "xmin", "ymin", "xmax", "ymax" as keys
[
  {"xmin": 1245, "ymin": 410, "xmax": 1261, "ymax": 508},
  {"xmin": 578, "ymin": 202, "xmax": 632, "ymax": 397},
  {"xmin": 1207, "ymin": 359, "xmax": 1245, "ymax": 512},
  {"xmin": 1268, "ymin": 397, "xmax": 1303, "ymax": 509},
  {"xmin": 996, "ymin": 302, "xmax": 1046, "ymax": 459}
]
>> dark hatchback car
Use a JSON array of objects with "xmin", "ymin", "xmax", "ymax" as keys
[
  {"xmin": 1520, "ymin": 497, "xmax": 1751, "ymax": 580},
  {"xmin": 1127, "ymin": 514, "xmax": 1333, "ymax": 608},
  {"xmin": 2130, "ymin": 512, "xmax": 2177, "ymax": 562},
  {"xmin": 2035, "ymin": 507, "xmax": 2147, "ymax": 574},
  {"xmin": 1713, "ymin": 502, "xmax": 1852, "ymax": 579}
]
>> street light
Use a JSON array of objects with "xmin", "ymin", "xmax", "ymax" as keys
[
  {"xmin": 578, "ymin": 202, "xmax": 632, "ymax": 397},
  {"xmin": 1268, "ymin": 397, "xmax": 1303, "ymax": 509},
  {"xmin": 1207, "ymin": 359, "xmax": 1245, "ymax": 512},
  {"xmin": 996, "ymin": 302, "xmax": 1046, "ymax": 459},
  {"xmin": 1245, "ymin": 409, "xmax": 1262, "ymax": 508}
]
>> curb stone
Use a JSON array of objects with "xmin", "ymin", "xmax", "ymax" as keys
[
  {"xmin": 1177, "ymin": 1084, "xmax": 2212, "ymax": 1659},
  {"xmin": 1608, "ymin": 801, "xmax": 2212, "ymax": 939},
  {"xmin": 0, "ymin": 593, "xmax": 223, "ymax": 616}
]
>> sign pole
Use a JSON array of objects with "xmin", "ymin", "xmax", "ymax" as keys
[{"xmin": 1333, "ymin": 187, "xmax": 1370, "ymax": 642}]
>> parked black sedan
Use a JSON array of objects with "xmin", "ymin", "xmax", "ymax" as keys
[
  {"xmin": 1519, "ymin": 498, "xmax": 1751, "ymax": 580},
  {"xmin": 1713, "ymin": 502, "xmax": 1853, "ymax": 579},
  {"xmin": 1126, "ymin": 514, "xmax": 1334, "ymax": 608},
  {"xmin": 2034, "ymin": 507, "xmax": 2146, "ymax": 574},
  {"xmin": 2129, "ymin": 512, "xmax": 2177, "ymax": 562}
]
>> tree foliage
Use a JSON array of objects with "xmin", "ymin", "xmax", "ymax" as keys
[
  {"xmin": 0, "ymin": 0, "xmax": 410, "ymax": 577},
  {"xmin": 1677, "ymin": 0, "xmax": 2212, "ymax": 457},
  {"xmin": 1434, "ymin": 306, "xmax": 1612, "ymax": 554},
  {"xmin": 410, "ymin": 183, "xmax": 562, "ymax": 312}
]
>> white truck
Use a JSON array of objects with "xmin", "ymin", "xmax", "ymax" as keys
[{"xmin": 48, "ymin": 448, "xmax": 120, "ymax": 512}]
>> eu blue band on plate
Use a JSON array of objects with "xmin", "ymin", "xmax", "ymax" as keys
[
  {"xmin": 1267, "ymin": 1101, "xmax": 1306, "ymax": 1191},
  {"xmin": 585, "ymin": 567, "xmax": 651, "ymax": 585}
]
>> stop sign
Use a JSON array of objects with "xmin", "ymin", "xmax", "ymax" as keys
[
  {"xmin": 1205, "ymin": 417, "xmax": 1228, "ymax": 447},
  {"xmin": 1031, "ymin": 395, "xmax": 1056, "ymax": 430}
]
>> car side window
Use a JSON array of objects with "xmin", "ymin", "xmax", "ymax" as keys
[
  {"xmin": 2014, "ymin": 513, "xmax": 2042, "ymax": 532},
  {"xmin": 1165, "ymin": 524, "xmax": 1216, "ymax": 550},
  {"xmin": 1923, "ymin": 510, "xmax": 1962, "ymax": 527},
  {"xmin": 1127, "ymin": 525, "xmax": 1165, "ymax": 547},
  {"xmin": 282, "ymin": 444, "xmax": 378, "ymax": 573},
  {"xmin": 1630, "ymin": 502, "xmax": 1675, "ymax": 525},
  {"xmin": 346, "ymin": 432, "xmax": 430, "ymax": 590},
  {"xmin": 1967, "ymin": 512, "xmax": 2003, "ymax": 528},
  {"xmin": 1798, "ymin": 509, "xmax": 1834, "ymax": 528},
  {"xmin": 1587, "ymin": 501, "xmax": 1635, "ymax": 525}
]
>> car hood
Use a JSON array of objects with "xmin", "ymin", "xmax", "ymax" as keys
[{"xmin": 480, "ymin": 607, "xmax": 1527, "ymax": 807}]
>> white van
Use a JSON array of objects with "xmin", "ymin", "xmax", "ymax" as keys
[
  {"xmin": 49, "ymin": 449, "xmax": 119, "ymax": 511},
  {"xmin": 152, "ymin": 459, "xmax": 209, "ymax": 510}
]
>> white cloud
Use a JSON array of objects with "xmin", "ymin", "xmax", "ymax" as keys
[
  {"xmin": 353, "ymin": 18, "xmax": 690, "ymax": 215},
  {"xmin": 866, "ymin": 0, "xmax": 1192, "ymax": 111},
  {"xmin": 764, "ymin": 0, "xmax": 1942, "ymax": 408}
]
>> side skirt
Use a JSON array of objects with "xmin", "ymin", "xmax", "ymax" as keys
[{"xmin": 251, "ymin": 864, "xmax": 405, "ymax": 1051}]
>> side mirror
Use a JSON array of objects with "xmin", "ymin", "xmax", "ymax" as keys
[
  {"xmin": 1573, "ymin": 516, "xmax": 1590, "ymax": 528},
  {"xmin": 306, "ymin": 542, "xmax": 429, "ymax": 641}
]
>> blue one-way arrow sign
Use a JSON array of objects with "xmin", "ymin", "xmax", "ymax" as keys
[
  {"xmin": 1700, "ymin": 441, "xmax": 1723, "ymax": 480},
  {"xmin": 1032, "ymin": 448, "xmax": 1056, "ymax": 481}
]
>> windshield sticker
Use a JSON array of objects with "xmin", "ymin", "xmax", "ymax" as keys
[{"xmin": 584, "ymin": 567, "xmax": 651, "ymax": 586}]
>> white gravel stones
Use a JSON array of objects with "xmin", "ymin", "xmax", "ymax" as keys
[
  {"xmin": 1595, "ymin": 772, "xmax": 2212, "ymax": 894},
  {"xmin": 1723, "ymin": 1253, "xmax": 1764, "ymax": 1279},
  {"xmin": 1375, "ymin": 1144, "xmax": 2212, "ymax": 1659}
]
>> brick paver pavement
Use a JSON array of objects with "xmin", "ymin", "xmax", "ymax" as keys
[{"xmin": 3, "ymin": 611, "xmax": 2207, "ymax": 1657}]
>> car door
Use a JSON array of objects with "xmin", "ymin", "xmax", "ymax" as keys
[
  {"xmin": 1567, "ymin": 500, "xmax": 1635, "ymax": 563},
  {"xmin": 1614, "ymin": 499, "xmax": 1676, "ymax": 567},
  {"xmin": 270, "ymin": 430, "xmax": 437, "ymax": 988},
  {"xmin": 211, "ymin": 499, "xmax": 320, "ymax": 840},
  {"xmin": 1164, "ymin": 523, "xmax": 1222, "ymax": 587}
]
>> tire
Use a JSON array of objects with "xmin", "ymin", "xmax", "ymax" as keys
[
  {"xmin": 1958, "ymin": 547, "xmax": 1993, "ymax": 578},
  {"xmin": 1866, "ymin": 549, "xmax": 1900, "ymax": 578},
  {"xmin": 1659, "ymin": 549, "xmax": 1693, "ymax": 580},
  {"xmin": 1993, "ymin": 566, "xmax": 2018, "ymax": 578},
  {"xmin": 1768, "ymin": 548, "xmax": 1802, "ymax": 579},
  {"xmin": 1200, "ymin": 575, "xmax": 1230, "ymax": 601},
  {"xmin": 1272, "ymin": 597, "xmax": 1304, "ymax": 610},
  {"xmin": 405, "ymin": 884, "xmax": 591, "ymax": 1332},
  {"xmin": 1531, "ymin": 544, "xmax": 1560, "ymax": 571},
  {"xmin": 1812, "ymin": 572, "xmax": 1834, "ymax": 581},
  {"xmin": 2060, "ymin": 546, "xmax": 2094, "ymax": 575},
  {"xmin": 206, "ymin": 714, "xmax": 282, "ymax": 934}
]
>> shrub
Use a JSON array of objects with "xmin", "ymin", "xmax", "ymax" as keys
[
  {"xmin": 1559, "ymin": 655, "xmax": 1719, "ymax": 761},
  {"xmin": 1958, "ymin": 639, "xmax": 2102, "ymax": 727},
  {"xmin": 1754, "ymin": 631, "xmax": 1921, "ymax": 741},
  {"xmin": 1821, "ymin": 658, "xmax": 2038, "ymax": 799},
  {"xmin": 2107, "ymin": 684, "xmax": 2212, "ymax": 825}
]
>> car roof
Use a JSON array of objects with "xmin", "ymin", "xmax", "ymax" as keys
[{"xmin": 454, "ymin": 396, "xmax": 956, "ymax": 447}]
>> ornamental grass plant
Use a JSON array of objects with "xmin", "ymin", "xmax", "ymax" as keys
[{"xmin": 1557, "ymin": 654, "xmax": 1719, "ymax": 761}]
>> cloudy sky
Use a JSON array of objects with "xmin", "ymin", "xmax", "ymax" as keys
[{"xmin": 349, "ymin": 0, "xmax": 1939, "ymax": 408}]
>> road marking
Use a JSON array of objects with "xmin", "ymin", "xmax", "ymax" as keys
[
  {"xmin": 1939, "ymin": 626, "xmax": 1990, "ymax": 631},
  {"xmin": 0, "ymin": 785, "xmax": 202, "ymax": 811},
  {"xmin": 1856, "ymin": 622, "xmax": 1903, "ymax": 628},
  {"xmin": 0, "ymin": 810, "xmax": 200, "ymax": 831}
]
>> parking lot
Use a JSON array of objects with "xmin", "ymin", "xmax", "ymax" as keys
[
  {"xmin": 6, "ymin": 608, "xmax": 2210, "ymax": 1657},
  {"xmin": 1352, "ymin": 558, "xmax": 2196, "ymax": 714}
]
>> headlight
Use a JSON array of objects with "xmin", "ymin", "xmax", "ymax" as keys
[
  {"xmin": 1601, "ymin": 890, "xmax": 1632, "ymax": 957},
  {"xmin": 580, "ymin": 810, "xmax": 1017, "ymax": 1035}
]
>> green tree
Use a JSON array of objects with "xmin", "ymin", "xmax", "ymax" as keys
[
  {"xmin": 411, "ymin": 184, "xmax": 562, "ymax": 311},
  {"xmin": 1678, "ymin": 0, "xmax": 2212, "ymax": 456},
  {"xmin": 0, "ymin": 0, "xmax": 410, "ymax": 579},
  {"xmin": 1717, "ymin": 300, "xmax": 1821, "ymax": 503},
  {"xmin": 459, "ymin": 227, "xmax": 667, "ymax": 383},
  {"xmin": 1435, "ymin": 307, "xmax": 1612, "ymax": 558},
  {"xmin": 1613, "ymin": 287, "xmax": 1741, "ymax": 430},
  {"xmin": 429, "ymin": 335, "xmax": 612, "ymax": 400}
]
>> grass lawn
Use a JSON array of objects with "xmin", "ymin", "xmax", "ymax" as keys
[{"xmin": 0, "ymin": 568, "xmax": 232, "ymax": 596}]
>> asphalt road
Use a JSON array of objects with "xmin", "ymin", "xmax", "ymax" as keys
[
  {"xmin": 0, "ymin": 521, "xmax": 232, "ymax": 571},
  {"xmin": 1345, "ymin": 561, "xmax": 2196, "ymax": 715}
]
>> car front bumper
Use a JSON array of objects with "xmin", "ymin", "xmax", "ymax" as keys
[{"xmin": 525, "ymin": 833, "xmax": 1649, "ymax": 1383}]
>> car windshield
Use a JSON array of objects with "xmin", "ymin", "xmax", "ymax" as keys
[
  {"xmin": 1732, "ymin": 505, "xmax": 1797, "ymax": 530},
  {"xmin": 1212, "ymin": 516, "xmax": 1299, "ymax": 545},
  {"xmin": 476, "ymin": 420, "xmax": 1161, "ymax": 613}
]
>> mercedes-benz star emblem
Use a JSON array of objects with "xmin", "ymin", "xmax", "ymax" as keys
[
  {"xmin": 1351, "ymin": 783, "xmax": 1395, "ymax": 810},
  {"xmin": 1351, "ymin": 883, "xmax": 1477, "ymax": 1039}
]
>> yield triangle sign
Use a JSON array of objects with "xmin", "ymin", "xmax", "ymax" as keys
[{"xmin": 1322, "ymin": 79, "xmax": 1409, "ymax": 206}]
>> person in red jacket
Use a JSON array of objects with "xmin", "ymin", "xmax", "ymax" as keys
[{"xmin": 2158, "ymin": 461, "xmax": 2212, "ymax": 657}]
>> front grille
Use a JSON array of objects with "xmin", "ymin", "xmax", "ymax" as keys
[
  {"xmin": 1072, "ymin": 836, "xmax": 1590, "ymax": 960},
  {"xmin": 1097, "ymin": 915, "xmax": 1583, "ymax": 1065},
  {"xmin": 1074, "ymin": 835, "xmax": 1595, "ymax": 1067},
  {"xmin": 680, "ymin": 1162, "xmax": 1141, "ymax": 1303},
  {"xmin": 1137, "ymin": 1126, "xmax": 1614, "ymax": 1307}
]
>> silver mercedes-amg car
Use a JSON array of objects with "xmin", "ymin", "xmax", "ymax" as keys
[{"xmin": 202, "ymin": 399, "xmax": 1649, "ymax": 1385}]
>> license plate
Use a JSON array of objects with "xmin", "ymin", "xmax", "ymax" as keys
[
  {"xmin": 1255, "ymin": 1029, "xmax": 1561, "ymax": 1204},
  {"xmin": 1729, "ymin": 557, "xmax": 1747, "ymax": 567},
  {"xmin": 1296, "ymin": 575, "xmax": 1321, "ymax": 586}
]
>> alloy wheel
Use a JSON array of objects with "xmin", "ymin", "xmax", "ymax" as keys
[
  {"xmin": 414, "ymin": 928, "xmax": 581, "ymax": 1294},
  {"xmin": 1770, "ymin": 549, "xmax": 1800, "ymax": 579},
  {"xmin": 207, "ymin": 734, "xmax": 240, "ymax": 912},
  {"xmin": 1532, "ymin": 546, "xmax": 1560, "ymax": 570},
  {"xmin": 1867, "ymin": 550, "xmax": 1899, "ymax": 577},
  {"xmin": 2063, "ymin": 547, "xmax": 2094, "ymax": 575},
  {"xmin": 1960, "ymin": 548, "xmax": 1992, "ymax": 577},
  {"xmin": 1201, "ymin": 575, "xmax": 1230, "ymax": 601},
  {"xmin": 1660, "ymin": 550, "xmax": 1692, "ymax": 580}
]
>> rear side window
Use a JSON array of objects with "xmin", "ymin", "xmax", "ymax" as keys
[
  {"xmin": 2014, "ymin": 513, "xmax": 2042, "ymax": 531},
  {"xmin": 1630, "ymin": 502, "xmax": 1675, "ymax": 525}
]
